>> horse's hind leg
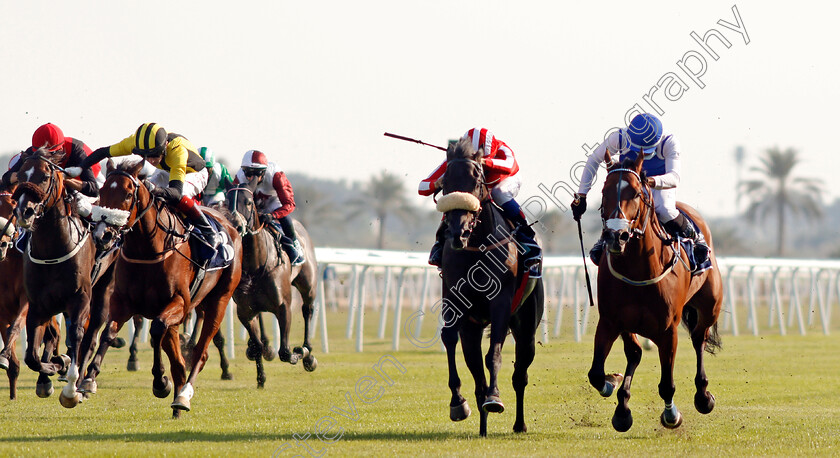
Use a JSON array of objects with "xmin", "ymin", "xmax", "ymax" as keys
[
  {"xmin": 655, "ymin": 327, "xmax": 682, "ymax": 429},
  {"xmin": 440, "ymin": 323, "xmax": 470, "ymax": 424},
  {"xmin": 212, "ymin": 328, "xmax": 233, "ymax": 380},
  {"xmin": 238, "ymin": 306, "xmax": 267, "ymax": 387},
  {"xmin": 685, "ymin": 305, "xmax": 719, "ymax": 415},
  {"xmin": 293, "ymin": 275, "xmax": 318, "ymax": 371},
  {"xmin": 1, "ymin": 322, "xmax": 20, "ymax": 400},
  {"xmin": 149, "ymin": 319, "xmax": 175, "ymax": 401},
  {"xmin": 611, "ymin": 333, "xmax": 643, "ymax": 432},
  {"xmin": 127, "ymin": 316, "xmax": 143, "ymax": 371},
  {"xmin": 509, "ymin": 320, "xmax": 536, "ymax": 433},
  {"xmin": 257, "ymin": 314, "xmax": 276, "ymax": 361},
  {"xmin": 160, "ymin": 324, "xmax": 188, "ymax": 418}
]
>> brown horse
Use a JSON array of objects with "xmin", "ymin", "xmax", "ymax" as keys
[
  {"xmin": 11, "ymin": 149, "xmax": 117, "ymax": 407},
  {"xmin": 587, "ymin": 152, "xmax": 723, "ymax": 431},
  {"xmin": 225, "ymin": 182, "xmax": 318, "ymax": 387},
  {"xmin": 437, "ymin": 138, "xmax": 544, "ymax": 436},
  {"xmin": 85, "ymin": 159, "xmax": 241, "ymax": 417}
]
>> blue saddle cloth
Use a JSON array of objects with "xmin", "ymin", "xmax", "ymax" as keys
[
  {"xmin": 189, "ymin": 217, "xmax": 234, "ymax": 271},
  {"xmin": 676, "ymin": 211, "xmax": 712, "ymax": 275}
]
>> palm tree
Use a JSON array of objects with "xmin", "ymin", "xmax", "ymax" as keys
[
  {"xmin": 346, "ymin": 170, "xmax": 417, "ymax": 249},
  {"xmin": 740, "ymin": 147, "xmax": 824, "ymax": 256}
]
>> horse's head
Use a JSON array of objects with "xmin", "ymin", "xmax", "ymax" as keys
[
  {"xmin": 0, "ymin": 187, "xmax": 17, "ymax": 261},
  {"xmin": 226, "ymin": 180, "xmax": 261, "ymax": 238},
  {"xmin": 436, "ymin": 137, "xmax": 488, "ymax": 250},
  {"xmin": 12, "ymin": 148, "xmax": 66, "ymax": 229},
  {"xmin": 90, "ymin": 159, "xmax": 148, "ymax": 251},
  {"xmin": 600, "ymin": 151, "xmax": 653, "ymax": 256}
]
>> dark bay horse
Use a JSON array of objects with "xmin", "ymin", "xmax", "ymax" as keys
[
  {"xmin": 588, "ymin": 152, "xmax": 723, "ymax": 431},
  {"xmin": 437, "ymin": 138, "xmax": 544, "ymax": 436},
  {"xmin": 85, "ymin": 159, "xmax": 241, "ymax": 417},
  {"xmin": 11, "ymin": 149, "xmax": 116, "ymax": 407},
  {"xmin": 225, "ymin": 182, "xmax": 318, "ymax": 387}
]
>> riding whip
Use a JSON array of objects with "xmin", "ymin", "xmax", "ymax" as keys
[
  {"xmin": 384, "ymin": 132, "xmax": 447, "ymax": 151},
  {"xmin": 577, "ymin": 219, "xmax": 596, "ymax": 308}
]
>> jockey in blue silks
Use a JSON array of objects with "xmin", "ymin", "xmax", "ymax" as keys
[{"xmin": 570, "ymin": 113, "xmax": 706, "ymax": 264}]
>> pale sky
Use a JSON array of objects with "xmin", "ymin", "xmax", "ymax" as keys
[{"xmin": 1, "ymin": 1, "xmax": 837, "ymax": 218}]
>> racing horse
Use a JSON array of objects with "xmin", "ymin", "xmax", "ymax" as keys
[
  {"xmin": 84, "ymin": 159, "xmax": 241, "ymax": 417},
  {"xmin": 11, "ymin": 149, "xmax": 117, "ymax": 407},
  {"xmin": 436, "ymin": 137, "xmax": 544, "ymax": 436},
  {"xmin": 588, "ymin": 152, "xmax": 723, "ymax": 431},
  {"xmin": 225, "ymin": 181, "xmax": 318, "ymax": 388}
]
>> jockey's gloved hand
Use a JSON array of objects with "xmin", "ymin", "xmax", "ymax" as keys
[
  {"xmin": 258, "ymin": 213, "xmax": 274, "ymax": 225},
  {"xmin": 151, "ymin": 186, "xmax": 180, "ymax": 204},
  {"xmin": 571, "ymin": 193, "xmax": 587, "ymax": 221},
  {"xmin": 64, "ymin": 167, "xmax": 83, "ymax": 178}
]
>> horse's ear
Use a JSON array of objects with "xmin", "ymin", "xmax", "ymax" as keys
[
  {"xmin": 127, "ymin": 159, "xmax": 145, "ymax": 177},
  {"xmin": 604, "ymin": 149, "xmax": 614, "ymax": 168},
  {"xmin": 633, "ymin": 150, "xmax": 645, "ymax": 173},
  {"xmin": 106, "ymin": 158, "xmax": 116, "ymax": 175}
]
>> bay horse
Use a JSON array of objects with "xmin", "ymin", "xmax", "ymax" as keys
[
  {"xmin": 225, "ymin": 181, "xmax": 318, "ymax": 387},
  {"xmin": 436, "ymin": 138, "xmax": 544, "ymax": 436},
  {"xmin": 588, "ymin": 152, "xmax": 723, "ymax": 431},
  {"xmin": 11, "ymin": 149, "xmax": 117, "ymax": 407},
  {"xmin": 84, "ymin": 159, "xmax": 241, "ymax": 417}
]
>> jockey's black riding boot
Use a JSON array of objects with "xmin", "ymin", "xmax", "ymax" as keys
[
  {"xmin": 278, "ymin": 215, "xmax": 305, "ymax": 266},
  {"xmin": 663, "ymin": 213, "xmax": 696, "ymax": 241},
  {"xmin": 428, "ymin": 220, "xmax": 447, "ymax": 267},
  {"xmin": 501, "ymin": 200, "xmax": 542, "ymax": 278},
  {"xmin": 178, "ymin": 196, "xmax": 227, "ymax": 267}
]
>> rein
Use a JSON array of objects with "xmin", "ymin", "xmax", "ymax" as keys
[
  {"xmin": 442, "ymin": 157, "xmax": 488, "ymax": 246},
  {"xmin": 603, "ymin": 167, "xmax": 682, "ymax": 286}
]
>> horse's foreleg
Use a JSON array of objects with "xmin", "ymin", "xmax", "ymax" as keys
[
  {"xmin": 274, "ymin": 302, "xmax": 295, "ymax": 365},
  {"xmin": 243, "ymin": 315, "xmax": 267, "ymax": 388},
  {"xmin": 297, "ymin": 284, "xmax": 318, "ymax": 371},
  {"xmin": 0, "ymin": 301, "xmax": 27, "ymax": 366},
  {"xmin": 59, "ymin": 303, "xmax": 88, "ymax": 409},
  {"xmin": 161, "ymin": 324, "xmax": 188, "ymax": 417},
  {"xmin": 174, "ymin": 292, "xmax": 230, "ymax": 412},
  {"xmin": 460, "ymin": 321, "xmax": 489, "ymax": 437},
  {"xmin": 149, "ymin": 319, "xmax": 174, "ymax": 400},
  {"xmin": 656, "ymin": 327, "xmax": 682, "ymax": 429},
  {"xmin": 1, "ymin": 323, "xmax": 20, "ymax": 400},
  {"xmin": 509, "ymin": 317, "xmax": 538, "ymax": 434},
  {"xmin": 78, "ymin": 296, "xmax": 109, "ymax": 397},
  {"xmin": 588, "ymin": 320, "xmax": 622, "ymax": 398},
  {"xmin": 610, "ymin": 332, "xmax": 643, "ymax": 432},
  {"xmin": 441, "ymin": 323, "xmax": 469, "ymax": 422},
  {"xmin": 483, "ymin": 314, "xmax": 507, "ymax": 417}
]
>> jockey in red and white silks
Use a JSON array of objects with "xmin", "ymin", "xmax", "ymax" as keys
[
  {"xmin": 419, "ymin": 128, "xmax": 541, "ymax": 277},
  {"xmin": 235, "ymin": 149, "xmax": 304, "ymax": 266}
]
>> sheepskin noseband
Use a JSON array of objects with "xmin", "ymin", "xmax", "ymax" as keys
[{"xmin": 436, "ymin": 192, "xmax": 481, "ymax": 213}]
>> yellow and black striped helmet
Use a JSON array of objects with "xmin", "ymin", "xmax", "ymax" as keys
[{"xmin": 133, "ymin": 123, "xmax": 168, "ymax": 156}]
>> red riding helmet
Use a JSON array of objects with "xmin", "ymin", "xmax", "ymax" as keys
[{"xmin": 32, "ymin": 123, "xmax": 66, "ymax": 152}]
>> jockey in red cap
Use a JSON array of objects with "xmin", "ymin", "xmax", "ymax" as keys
[
  {"xmin": 235, "ymin": 149, "xmax": 304, "ymax": 266},
  {"xmin": 419, "ymin": 128, "xmax": 542, "ymax": 277}
]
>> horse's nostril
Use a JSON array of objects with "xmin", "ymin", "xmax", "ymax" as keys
[
  {"xmin": 23, "ymin": 208, "xmax": 35, "ymax": 218},
  {"xmin": 619, "ymin": 231, "xmax": 630, "ymax": 243}
]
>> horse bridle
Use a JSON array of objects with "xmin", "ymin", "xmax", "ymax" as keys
[
  {"xmin": 226, "ymin": 186, "xmax": 263, "ymax": 237},
  {"xmin": 100, "ymin": 170, "xmax": 158, "ymax": 234},
  {"xmin": 18, "ymin": 156, "xmax": 65, "ymax": 219},
  {"xmin": 443, "ymin": 157, "xmax": 488, "ymax": 240},
  {"xmin": 602, "ymin": 167, "xmax": 653, "ymax": 240},
  {"xmin": 0, "ymin": 192, "xmax": 16, "ymax": 252}
]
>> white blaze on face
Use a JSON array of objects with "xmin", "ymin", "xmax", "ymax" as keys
[
  {"xmin": 23, "ymin": 168, "xmax": 34, "ymax": 182},
  {"xmin": 606, "ymin": 218, "xmax": 630, "ymax": 232}
]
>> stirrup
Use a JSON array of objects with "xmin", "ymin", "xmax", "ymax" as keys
[{"xmin": 589, "ymin": 239, "xmax": 605, "ymax": 265}]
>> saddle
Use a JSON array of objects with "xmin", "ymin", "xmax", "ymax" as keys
[
  {"xmin": 263, "ymin": 221, "xmax": 295, "ymax": 264},
  {"xmin": 674, "ymin": 212, "xmax": 712, "ymax": 275},
  {"xmin": 187, "ymin": 216, "xmax": 234, "ymax": 272}
]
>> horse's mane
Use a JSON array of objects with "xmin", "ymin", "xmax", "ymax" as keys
[{"xmin": 446, "ymin": 137, "xmax": 479, "ymax": 162}]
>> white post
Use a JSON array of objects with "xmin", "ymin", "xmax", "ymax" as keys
[
  {"xmin": 316, "ymin": 264, "xmax": 330, "ymax": 353},
  {"xmin": 378, "ymin": 267, "xmax": 392, "ymax": 339},
  {"xmin": 355, "ymin": 266, "xmax": 370, "ymax": 352},
  {"xmin": 725, "ymin": 265, "xmax": 739, "ymax": 336},
  {"xmin": 553, "ymin": 269, "xmax": 566, "ymax": 337},
  {"xmin": 574, "ymin": 266, "xmax": 582, "ymax": 343},
  {"xmin": 345, "ymin": 265, "xmax": 359, "ymax": 340},
  {"xmin": 391, "ymin": 268, "xmax": 408, "ymax": 351}
]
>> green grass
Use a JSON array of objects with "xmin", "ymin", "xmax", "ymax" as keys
[{"xmin": 1, "ymin": 312, "xmax": 839, "ymax": 457}]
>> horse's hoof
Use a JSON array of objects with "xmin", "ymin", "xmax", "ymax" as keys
[
  {"xmin": 126, "ymin": 359, "xmax": 139, "ymax": 372},
  {"xmin": 450, "ymin": 400, "xmax": 471, "ymax": 421},
  {"xmin": 660, "ymin": 410, "xmax": 683, "ymax": 429},
  {"xmin": 612, "ymin": 410, "xmax": 633, "ymax": 432},
  {"xmin": 263, "ymin": 345, "xmax": 276, "ymax": 362},
  {"xmin": 0, "ymin": 355, "xmax": 9, "ymax": 370},
  {"xmin": 695, "ymin": 391, "xmax": 716, "ymax": 414},
  {"xmin": 601, "ymin": 373, "xmax": 624, "ymax": 397},
  {"xmin": 36, "ymin": 381, "xmax": 54, "ymax": 398},
  {"xmin": 246, "ymin": 341, "xmax": 260, "ymax": 361},
  {"xmin": 482, "ymin": 396, "xmax": 505, "ymax": 414},
  {"xmin": 56, "ymin": 354, "xmax": 72, "ymax": 376},
  {"xmin": 513, "ymin": 422, "xmax": 527, "ymax": 433},
  {"xmin": 257, "ymin": 382, "xmax": 265, "ymax": 389},
  {"xmin": 171, "ymin": 396, "xmax": 191, "ymax": 411},
  {"xmin": 303, "ymin": 356, "xmax": 317, "ymax": 372},
  {"xmin": 59, "ymin": 391, "xmax": 82, "ymax": 408},
  {"xmin": 293, "ymin": 346, "xmax": 310, "ymax": 359},
  {"xmin": 57, "ymin": 374, "xmax": 68, "ymax": 383},
  {"xmin": 79, "ymin": 378, "xmax": 97, "ymax": 395},
  {"xmin": 112, "ymin": 337, "xmax": 127, "ymax": 349},
  {"xmin": 153, "ymin": 376, "xmax": 173, "ymax": 399},
  {"xmin": 288, "ymin": 354, "xmax": 300, "ymax": 365},
  {"xmin": 221, "ymin": 371, "xmax": 233, "ymax": 381}
]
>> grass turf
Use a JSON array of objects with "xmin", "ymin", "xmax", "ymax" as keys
[{"xmin": 0, "ymin": 313, "xmax": 838, "ymax": 457}]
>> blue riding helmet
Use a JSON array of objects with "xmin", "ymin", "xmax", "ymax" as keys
[{"xmin": 624, "ymin": 114, "xmax": 663, "ymax": 155}]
